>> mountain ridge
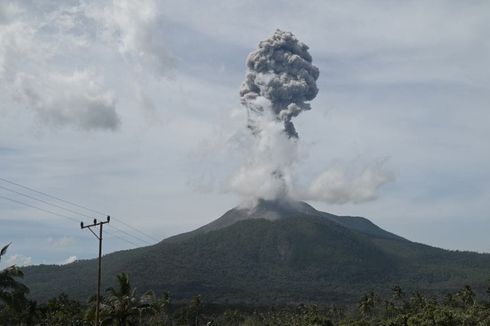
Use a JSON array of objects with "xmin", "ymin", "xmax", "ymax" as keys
[
  {"xmin": 165, "ymin": 199, "xmax": 404, "ymax": 243},
  {"xmin": 22, "ymin": 200, "xmax": 490, "ymax": 304}
]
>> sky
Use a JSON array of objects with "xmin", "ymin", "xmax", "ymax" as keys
[{"xmin": 0, "ymin": 0, "xmax": 489, "ymax": 267}]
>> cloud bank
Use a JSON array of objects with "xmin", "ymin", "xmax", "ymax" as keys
[
  {"xmin": 0, "ymin": 0, "xmax": 172, "ymax": 131},
  {"xmin": 4, "ymin": 253, "xmax": 32, "ymax": 267}
]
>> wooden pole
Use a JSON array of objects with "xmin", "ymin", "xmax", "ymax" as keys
[{"xmin": 81, "ymin": 216, "xmax": 110, "ymax": 326}]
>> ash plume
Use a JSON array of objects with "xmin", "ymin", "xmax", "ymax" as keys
[
  {"xmin": 231, "ymin": 30, "xmax": 393, "ymax": 204},
  {"xmin": 239, "ymin": 30, "xmax": 319, "ymax": 138},
  {"xmin": 231, "ymin": 30, "xmax": 318, "ymax": 201}
]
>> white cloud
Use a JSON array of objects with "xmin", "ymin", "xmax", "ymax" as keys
[
  {"xmin": 0, "ymin": 1, "xmax": 119, "ymax": 130},
  {"xmin": 86, "ymin": 0, "xmax": 175, "ymax": 113},
  {"xmin": 60, "ymin": 255, "xmax": 77, "ymax": 265},
  {"xmin": 5, "ymin": 253, "xmax": 32, "ymax": 267},
  {"xmin": 13, "ymin": 70, "xmax": 119, "ymax": 131},
  {"xmin": 0, "ymin": 0, "xmax": 174, "ymax": 131},
  {"xmin": 90, "ymin": 0, "xmax": 173, "ymax": 76}
]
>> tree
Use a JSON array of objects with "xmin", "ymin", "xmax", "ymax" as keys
[
  {"xmin": 0, "ymin": 243, "xmax": 10, "ymax": 261},
  {"xmin": 487, "ymin": 278, "xmax": 490, "ymax": 302},
  {"xmin": 187, "ymin": 295, "xmax": 203, "ymax": 326},
  {"xmin": 358, "ymin": 291, "xmax": 376, "ymax": 319},
  {"xmin": 38, "ymin": 293, "xmax": 84, "ymax": 325},
  {"xmin": 101, "ymin": 272, "xmax": 139, "ymax": 326},
  {"xmin": 139, "ymin": 290, "xmax": 172, "ymax": 325},
  {"xmin": 456, "ymin": 285, "xmax": 475, "ymax": 307},
  {"xmin": 0, "ymin": 242, "xmax": 36, "ymax": 325},
  {"xmin": 0, "ymin": 266, "xmax": 29, "ymax": 302},
  {"xmin": 392, "ymin": 285, "xmax": 404, "ymax": 301}
]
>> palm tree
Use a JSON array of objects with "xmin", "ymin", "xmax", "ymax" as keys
[
  {"xmin": 486, "ymin": 278, "xmax": 490, "ymax": 303},
  {"xmin": 392, "ymin": 285, "xmax": 404, "ymax": 300},
  {"xmin": 187, "ymin": 295, "xmax": 202, "ymax": 326},
  {"xmin": 0, "ymin": 243, "xmax": 10, "ymax": 262},
  {"xmin": 101, "ymin": 273, "xmax": 139, "ymax": 326},
  {"xmin": 0, "ymin": 243, "xmax": 28, "ymax": 299},
  {"xmin": 457, "ymin": 285, "xmax": 475, "ymax": 307},
  {"xmin": 39, "ymin": 293, "xmax": 84, "ymax": 325},
  {"xmin": 139, "ymin": 290, "xmax": 172, "ymax": 325},
  {"xmin": 0, "ymin": 266, "xmax": 29, "ymax": 302},
  {"xmin": 358, "ymin": 291, "xmax": 376, "ymax": 319},
  {"xmin": 0, "ymin": 242, "xmax": 35, "ymax": 325}
]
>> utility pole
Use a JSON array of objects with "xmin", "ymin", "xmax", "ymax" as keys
[{"xmin": 81, "ymin": 216, "xmax": 110, "ymax": 326}]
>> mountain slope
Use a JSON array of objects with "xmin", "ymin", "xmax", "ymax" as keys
[
  {"xmin": 165, "ymin": 200, "xmax": 403, "ymax": 243},
  {"xmin": 23, "ymin": 200, "xmax": 490, "ymax": 304}
]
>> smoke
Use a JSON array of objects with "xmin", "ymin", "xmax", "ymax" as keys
[
  {"xmin": 231, "ymin": 30, "xmax": 317, "ymax": 201},
  {"xmin": 60, "ymin": 256, "xmax": 77, "ymax": 265},
  {"xmin": 306, "ymin": 161, "xmax": 395, "ymax": 204},
  {"xmin": 231, "ymin": 30, "xmax": 393, "ymax": 204},
  {"xmin": 239, "ymin": 30, "xmax": 319, "ymax": 138},
  {"xmin": 229, "ymin": 111, "xmax": 299, "ymax": 200}
]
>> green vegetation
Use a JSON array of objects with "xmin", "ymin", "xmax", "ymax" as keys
[
  {"xmin": 0, "ymin": 243, "xmax": 36, "ymax": 325},
  {"xmin": 8, "ymin": 201, "xmax": 490, "ymax": 323},
  {"xmin": 4, "ymin": 264, "xmax": 490, "ymax": 325},
  {"xmin": 23, "ymin": 212, "xmax": 490, "ymax": 304}
]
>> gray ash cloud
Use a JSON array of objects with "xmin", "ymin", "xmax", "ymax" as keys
[{"xmin": 239, "ymin": 30, "xmax": 319, "ymax": 138}]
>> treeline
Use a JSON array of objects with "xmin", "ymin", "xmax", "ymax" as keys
[{"xmin": 3, "ymin": 244, "xmax": 490, "ymax": 325}]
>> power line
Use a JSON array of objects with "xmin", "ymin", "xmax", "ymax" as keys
[
  {"xmin": 0, "ymin": 176, "xmax": 159, "ymax": 243},
  {"xmin": 0, "ymin": 184, "xmax": 91, "ymax": 219},
  {"xmin": 105, "ymin": 229, "xmax": 140, "ymax": 247},
  {"xmin": 108, "ymin": 224, "xmax": 152, "ymax": 246},
  {"xmin": 0, "ymin": 177, "xmax": 104, "ymax": 215},
  {"xmin": 0, "ymin": 184, "xmax": 151, "ymax": 245},
  {"xmin": 0, "ymin": 195, "xmax": 79, "ymax": 223},
  {"xmin": 0, "ymin": 195, "xmax": 148, "ymax": 247},
  {"xmin": 110, "ymin": 217, "xmax": 159, "ymax": 243}
]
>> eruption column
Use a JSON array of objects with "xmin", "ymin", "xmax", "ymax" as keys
[
  {"xmin": 239, "ymin": 29, "xmax": 319, "ymax": 138},
  {"xmin": 231, "ymin": 30, "xmax": 319, "ymax": 201}
]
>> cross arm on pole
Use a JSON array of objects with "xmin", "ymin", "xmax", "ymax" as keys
[{"xmin": 81, "ymin": 215, "xmax": 110, "ymax": 229}]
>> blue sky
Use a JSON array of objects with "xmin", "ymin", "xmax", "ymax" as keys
[{"xmin": 0, "ymin": 0, "xmax": 489, "ymax": 266}]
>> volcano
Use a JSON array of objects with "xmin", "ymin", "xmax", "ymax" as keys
[{"xmin": 23, "ymin": 200, "xmax": 490, "ymax": 304}]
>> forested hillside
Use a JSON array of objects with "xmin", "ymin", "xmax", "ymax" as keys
[{"xmin": 23, "ymin": 201, "xmax": 490, "ymax": 304}]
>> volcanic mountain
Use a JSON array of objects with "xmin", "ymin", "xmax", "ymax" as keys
[{"xmin": 23, "ymin": 200, "xmax": 490, "ymax": 304}]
